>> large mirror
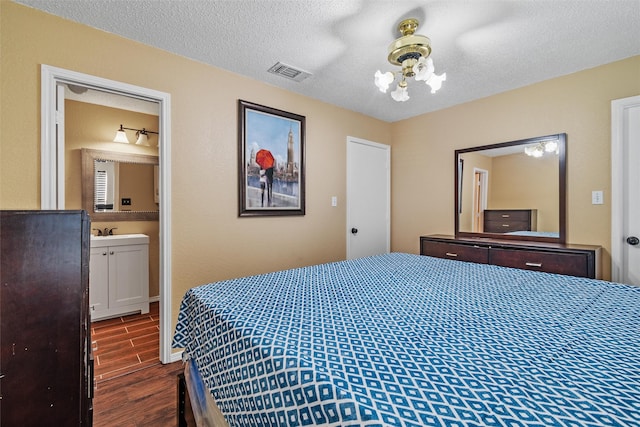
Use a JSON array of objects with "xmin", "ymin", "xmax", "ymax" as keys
[
  {"xmin": 81, "ymin": 148, "xmax": 159, "ymax": 221},
  {"xmin": 455, "ymin": 133, "xmax": 566, "ymax": 243}
]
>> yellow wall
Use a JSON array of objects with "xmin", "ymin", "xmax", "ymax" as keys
[
  {"xmin": 2, "ymin": 3, "xmax": 640, "ymax": 347},
  {"xmin": 0, "ymin": 2, "xmax": 391, "ymax": 339},
  {"xmin": 65, "ymin": 100, "xmax": 161, "ymax": 298},
  {"xmin": 391, "ymin": 55, "xmax": 640, "ymax": 280},
  {"xmin": 490, "ymin": 152, "xmax": 558, "ymax": 232}
]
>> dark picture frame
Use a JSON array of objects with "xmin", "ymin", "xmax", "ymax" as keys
[{"xmin": 238, "ymin": 100, "xmax": 306, "ymax": 216}]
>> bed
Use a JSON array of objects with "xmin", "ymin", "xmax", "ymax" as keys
[{"xmin": 173, "ymin": 253, "xmax": 640, "ymax": 426}]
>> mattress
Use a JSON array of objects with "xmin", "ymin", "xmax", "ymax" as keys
[{"xmin": 173, "ymin": 253, "xmax": 640, "ymax": 426}]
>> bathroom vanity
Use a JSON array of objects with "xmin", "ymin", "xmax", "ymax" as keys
[{"xmin": 89, "ymin": 233, "xmax": 150, "ymax": 321}]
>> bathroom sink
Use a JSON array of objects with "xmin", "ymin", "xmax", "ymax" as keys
[{"xmin": 90, "ymin": 234, "xmax": 149, "ymax": 247}]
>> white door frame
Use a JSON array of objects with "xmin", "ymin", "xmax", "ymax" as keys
[
  {"xmin": 40, "ymin": 65, "xmax": 175, "ymax": 363},
  {"xmin": 346, "ymin": 136, "xmax": 390, "ymax": 259},
  {"xmin": 611, "ymin": 95, "xmax": 640, "ymax": 283}
]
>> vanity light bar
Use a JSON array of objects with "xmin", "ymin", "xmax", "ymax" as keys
[{"xmin": 113, "ymin": 124, "xmax": 159, "ymax": 145}]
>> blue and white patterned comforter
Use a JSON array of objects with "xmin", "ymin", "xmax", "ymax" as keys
[{"xmin": 173, "ymin": 253, "xmax": 640, "ymax": 426}]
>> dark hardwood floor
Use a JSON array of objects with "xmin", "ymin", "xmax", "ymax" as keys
[
  {"xmin": 93, "ymin": 361, "xmax": 184, "ymax": 426},
  {"xmin": 92, "ymin": 302, "xmax": 181, "ymax": 426},
  {"xmin": 91, "ymin": 303, "xmax": 228, "ymax": 426}
]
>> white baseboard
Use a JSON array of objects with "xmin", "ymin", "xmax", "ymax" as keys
[{"xmin": 169, "ymin": 350, "xmax": 183, "ymax": 364}]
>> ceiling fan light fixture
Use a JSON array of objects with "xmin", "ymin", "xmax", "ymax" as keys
[
  {"xmin": 374, "ymin": 70, "xmax": 394, "ymax": 92},
  {"xmin": 413, "ymin": 57, "xmax": 434, "ymax": 81},
  {"xmin": 391, "ymin": 80, "xmax": 410, "ymax": 102},
  {"xmin": 374, "ymin": 18, "xmax": 445, "ymax": 102},
  {"xmin": 426, "ymin": 71, "xmax": 447, "ymax": 93}
]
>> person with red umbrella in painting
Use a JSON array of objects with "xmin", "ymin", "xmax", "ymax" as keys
[{"xmin": 255, "ymin": 149, "xmax": 275, "ymax": 207}]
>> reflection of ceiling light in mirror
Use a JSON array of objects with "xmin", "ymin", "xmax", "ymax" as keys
[
  {"xmin": 524, "ymin": 140, "xmax": 558, "ymax": 157},
  {"xmin": 544, "ymin": 141, "xmax": 558, "ymax": 153}
]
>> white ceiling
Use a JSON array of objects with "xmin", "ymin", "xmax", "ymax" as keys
[{"xmin": 16, "ymin": 0, "xmax": 640, "ymax": 123}]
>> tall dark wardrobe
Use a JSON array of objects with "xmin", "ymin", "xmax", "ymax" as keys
[{"xmin": 0, "ymin": 210, "xmax": 93, "ymax": 425}]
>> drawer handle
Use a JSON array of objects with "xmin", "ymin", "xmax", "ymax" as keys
[
  {"xmin": 445, "ymin": 252, "xmax": 458, "ymax": 257},
  {"xmin": 501, "ymin": 214, "xmax": 510, "ymax": 218},
  {"xmin": 525, "ymin": 262, "xmax": 542, "ymax": 267},
  {"xmin": 502, "ymin": 224, "xmax": 510, "ymax": 227}
]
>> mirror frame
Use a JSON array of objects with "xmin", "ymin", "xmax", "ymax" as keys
[
  {"xmin": 454, "ymin": 133, "xmax": 566, "ymax": 244},
  {"xmin": 81, "ymin": 148, "xmax": 159, "ymax": 221}
]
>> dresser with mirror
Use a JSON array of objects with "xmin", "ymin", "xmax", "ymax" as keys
[{"xmin": 421, "ymin": 133, "xmax": 601, "ymax": 279}]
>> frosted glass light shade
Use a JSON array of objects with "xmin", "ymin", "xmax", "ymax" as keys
[
  {"xmin": 135, "ymin": 132, "xmax": 150, "ymax": 146},
  {"xmin": 113, "ymin": 130, "xmax": 129, "ymax": 143}
]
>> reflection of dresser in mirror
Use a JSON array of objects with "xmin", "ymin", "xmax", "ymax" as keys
[{"xmin": 483, "ymin": 209, "xmax": 536, "ymax": 233}]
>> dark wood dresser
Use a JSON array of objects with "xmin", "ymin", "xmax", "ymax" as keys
[
  {"xmin": 420, "ymin": 234, "xmax": 601, "ymax": 279},
  {"xmin": 483, "ymin": 209, "xmax": 537, "ymax": 233},
  {"xmin": 0, "ymin": 211, "xmax": 93, "ymax": 425}
]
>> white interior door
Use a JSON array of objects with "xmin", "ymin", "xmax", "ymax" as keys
[
  {"xmin": 612, "ymin": 95, "xmax": 640, "ymax": 286},
  {"xmin": 346, "ymin": 137, "xmax": 390, "ymax": 259}
]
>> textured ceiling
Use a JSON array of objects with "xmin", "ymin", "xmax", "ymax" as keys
[{"xmin": 15, "ymin": 0, "xmax": 640, "ymax": 122}]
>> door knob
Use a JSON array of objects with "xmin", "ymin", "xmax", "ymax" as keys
[
  {"xmin": 626, "ymin": 236, "xmax": 639, "ymax": 246},
  {"xmin": 351, "ymin": 228, "xmax": 358, "ymax": 234}
]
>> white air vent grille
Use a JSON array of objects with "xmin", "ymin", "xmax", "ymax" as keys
[{"xmin": 267, "ymin": 62, "xmax": 311, "ymax": 82}]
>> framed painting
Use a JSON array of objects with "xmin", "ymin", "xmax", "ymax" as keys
[{"xmin": 238, "ymin": 100, "xmax": 306, "ymax": 216}]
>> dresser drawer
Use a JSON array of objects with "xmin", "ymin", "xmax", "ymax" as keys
[
  {"xmin": 484, "ymin": 210, "xmax": 531, "ymax": 222},
  {"xmin": 484, "ymin": 220, "xmax": 530, "ymax": 233},
  {"xmin": 422, "ymin": 240, "xmax": 489, "ymax": 264},
  {"xmin": 490, "ymin": 248, "xmax": 591, "ymax": 277}
]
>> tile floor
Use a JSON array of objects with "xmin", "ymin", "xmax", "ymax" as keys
[{"xmin": 92, "ymin": 302, "xmax": 160, "ymax": 383}]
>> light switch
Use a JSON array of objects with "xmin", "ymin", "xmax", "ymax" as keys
[
  {"xmin": 592, "ymin": 190, "xmax": 603, "ymax": 205},
  {"xmin": 331, "ymin": 196, "xmax": 337, "ymax": 207}
]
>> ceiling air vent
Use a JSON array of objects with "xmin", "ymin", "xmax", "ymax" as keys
[{"xmin": 267, "ymin": 62, "xmax": 311, "ymax": 82}]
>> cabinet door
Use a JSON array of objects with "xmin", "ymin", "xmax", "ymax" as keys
[
  {"xmin": 109, "ymin": 244, "xmax": 149, "ymax": 308},
  {"xmin": 89, "ymin": 246, "xmax": 110, "ymax": 316}
]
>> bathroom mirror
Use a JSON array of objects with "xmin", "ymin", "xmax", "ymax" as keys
[
  {"xmin": 81, "ymin": 148, "xmax": 159, "ymax": 221},
  {"xmin": 455, "ymin": 133, "xmax": 566, "ymax": 243}
]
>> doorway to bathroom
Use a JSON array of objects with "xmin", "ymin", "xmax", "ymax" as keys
[{"xmin": 40, "ymin": 65, "xmax": 173, "ymax": 366}]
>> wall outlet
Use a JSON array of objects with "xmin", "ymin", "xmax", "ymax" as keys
[
  {"xmin": 121, "ymin": 198, "xmax": 132, "ymax": 206},
  {"xmin": 591, "ymin": 191, "xmax": 603, "ymax": 205},
  {"xmin": 331, "ymin": 196, "xmax": 337, "ymax": 207}
]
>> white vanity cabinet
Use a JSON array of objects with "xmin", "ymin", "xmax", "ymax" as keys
[{"xmin": 89, "ymin": 234, "xmax": 150, "ymax": 321}]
